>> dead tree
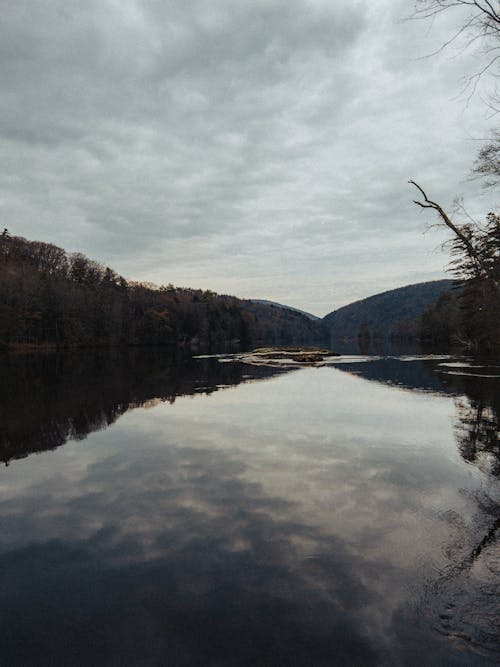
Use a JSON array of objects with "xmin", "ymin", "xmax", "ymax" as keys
[{"xmin": 409, "ymin": 180, "xmax": 499, "ymax": 291}]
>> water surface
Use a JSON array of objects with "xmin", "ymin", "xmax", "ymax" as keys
[{"xmin": 1, "ymin": 351, "xmax": 499, "ymax": 665}]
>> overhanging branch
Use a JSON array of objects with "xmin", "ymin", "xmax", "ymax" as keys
[{"xmin": 408, "ymin": 180, "xmax": 494, "ymax": 283}]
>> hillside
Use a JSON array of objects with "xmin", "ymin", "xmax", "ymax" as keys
[
  {"xmin": 322, "ymin": 280, "xmax": 457, "ymax": 341},
  {"xmin": 248, "ymin": 299, "xmax": 319, "ymax": 320},
  {"xmin": 0, "ymin": 232, "xmax": 325, "ymax": 351}
]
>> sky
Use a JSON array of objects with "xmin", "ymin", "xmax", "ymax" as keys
[{"xmin": 1, "ymin": 0, "xmax": 497, "ymax": 316}]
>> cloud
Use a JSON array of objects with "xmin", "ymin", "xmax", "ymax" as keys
[{"xmin": 0, "ymin": 0, "xmax": 496, "ymax": 315}]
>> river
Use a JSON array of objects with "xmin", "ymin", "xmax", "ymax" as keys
[{"xmin": 1, "ymin": 350, "xmax": 499, "ymax": 665}]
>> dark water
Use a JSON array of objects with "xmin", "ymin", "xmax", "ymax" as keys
[{"xmin": 1, "ymin": 350, "xmax": 499, "ymax": 666}]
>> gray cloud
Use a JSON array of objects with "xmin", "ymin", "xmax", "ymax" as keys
[{"xmin": 0, "ymin": 0, "xmax": 496, "ymax": 314}]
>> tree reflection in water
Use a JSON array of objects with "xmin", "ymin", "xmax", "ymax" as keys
[
  {"xmin": 1, "ymin": 350, "xmax": 499, "ymax": 662},
  {"xmin": 330, "ymin": 356, "xmax": 500, "ymax": 479},
  {"xmin": 330, "ymin": 356, "xmax": 500, "ymax": 656},
  {"xmin": 0, "ymin": 349, "xmax": 292, "ymax": 465},
  {"xmin": 437, "ymin": 371, "xmax": 500, "ymax": 654},
  {"xmin": 2, "ymin": 351, "xmax": 499, "ymax": 481},
  {"xmin": 452, "ymin": 378, "xmax": 500, "ymax": 479}
]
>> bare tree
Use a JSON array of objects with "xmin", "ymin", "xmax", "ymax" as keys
[
  {"xmin": 409, "ymin": 180, "xmax": 499, "ymax": 290},
  {"xmin": 412, "ymin": 0, "xmax": 500, "ymax": 105},
  {"xmin": 472, "ymin": 128, "xmax": 500, "ymax": 184},
  {"xmin": 413, "ymin": 1, "xmax": 499, "ymax": 35},
  {"xmin": 409, "ymin": 3, "xmax": 500, "ymax": 352}
]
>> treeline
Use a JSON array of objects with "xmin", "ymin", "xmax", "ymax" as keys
[
  {"xmin": 322, "ymin": 270, "xmax": 498, "ymax": 355},
  {"xmin": 0, "ymin": 231, "xmax": 325, "ymax": 351},
  {"xmin": 419, "ymin": 211, "xmax": 500, "ymax": 355},
  {"xmin": 420, "ymin": 282, "xmax": 499, "ymax": 354},
  {"xmin": 322, "ymin": 280, "xmax": 455, "ymax": 348}
]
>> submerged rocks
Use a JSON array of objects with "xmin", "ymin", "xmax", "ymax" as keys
[
  {"xmin": 195, "ymin": 347, "xmax": 341, "ymax": 368},
  {"xmin": 293, "ymin": 353, "xmax": 325, "ymax": 363},
  {"xmin": 237, "ymin": 347, "xmax": 340, "ymax": 367}
]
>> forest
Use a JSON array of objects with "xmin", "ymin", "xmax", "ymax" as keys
[
  {"xmin": 411, "ymin": 184, "xmax": 499, "ymax": 355},
  {"xmin": 0, "ymin": 230, "xmax": 325, "ymax": 351},
  {"xmin": 1, "ymin": 225, "xmax": 497, "ymax": 354}
]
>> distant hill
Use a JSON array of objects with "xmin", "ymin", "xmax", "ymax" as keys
[
  {"xmin": 0, "ymin": 232, "xmax": 326, "ymax": 351},
  {"xmin": 248, "ymin": 299, "xmax": 319, "ymax": 321},
  {"xmin": 322, "ymin": 280, "xmax": 457, "ymax": 341}
]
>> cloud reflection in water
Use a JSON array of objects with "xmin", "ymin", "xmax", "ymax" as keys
[{"xmin": 0, "ymin": 352, "xmax": 498, "ymax": 665}]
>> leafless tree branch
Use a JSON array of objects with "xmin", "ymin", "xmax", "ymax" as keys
[
  {"xmin": 409, "ymin": 0, "xmax": 500, "ymax": 107},
  {"xmin": 408, "ymin": 180, "xmax": 498, "ymax": 288}
]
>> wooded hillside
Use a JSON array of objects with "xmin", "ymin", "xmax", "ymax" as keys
[
  {"xmin": 0, "ymin": 232, "xmax": 325, "ymax": 351},
  {"xmin": 322, "ymin": 280, "xmax": 456, "ymax": 342}
]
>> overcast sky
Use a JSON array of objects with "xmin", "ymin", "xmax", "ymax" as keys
[{"xmin": 1, "ymin": 0, "xmax": 497, "ymax": 315}]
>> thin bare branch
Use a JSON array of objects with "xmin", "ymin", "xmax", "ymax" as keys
[{"xmin": 409, "ymin": 0, "xmax": 500, "ymax": 106}]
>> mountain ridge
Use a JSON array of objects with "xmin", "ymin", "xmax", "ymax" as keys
[{"xmin": 322, "ymin": 279, "xmax": 457, "ymax": 341}]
